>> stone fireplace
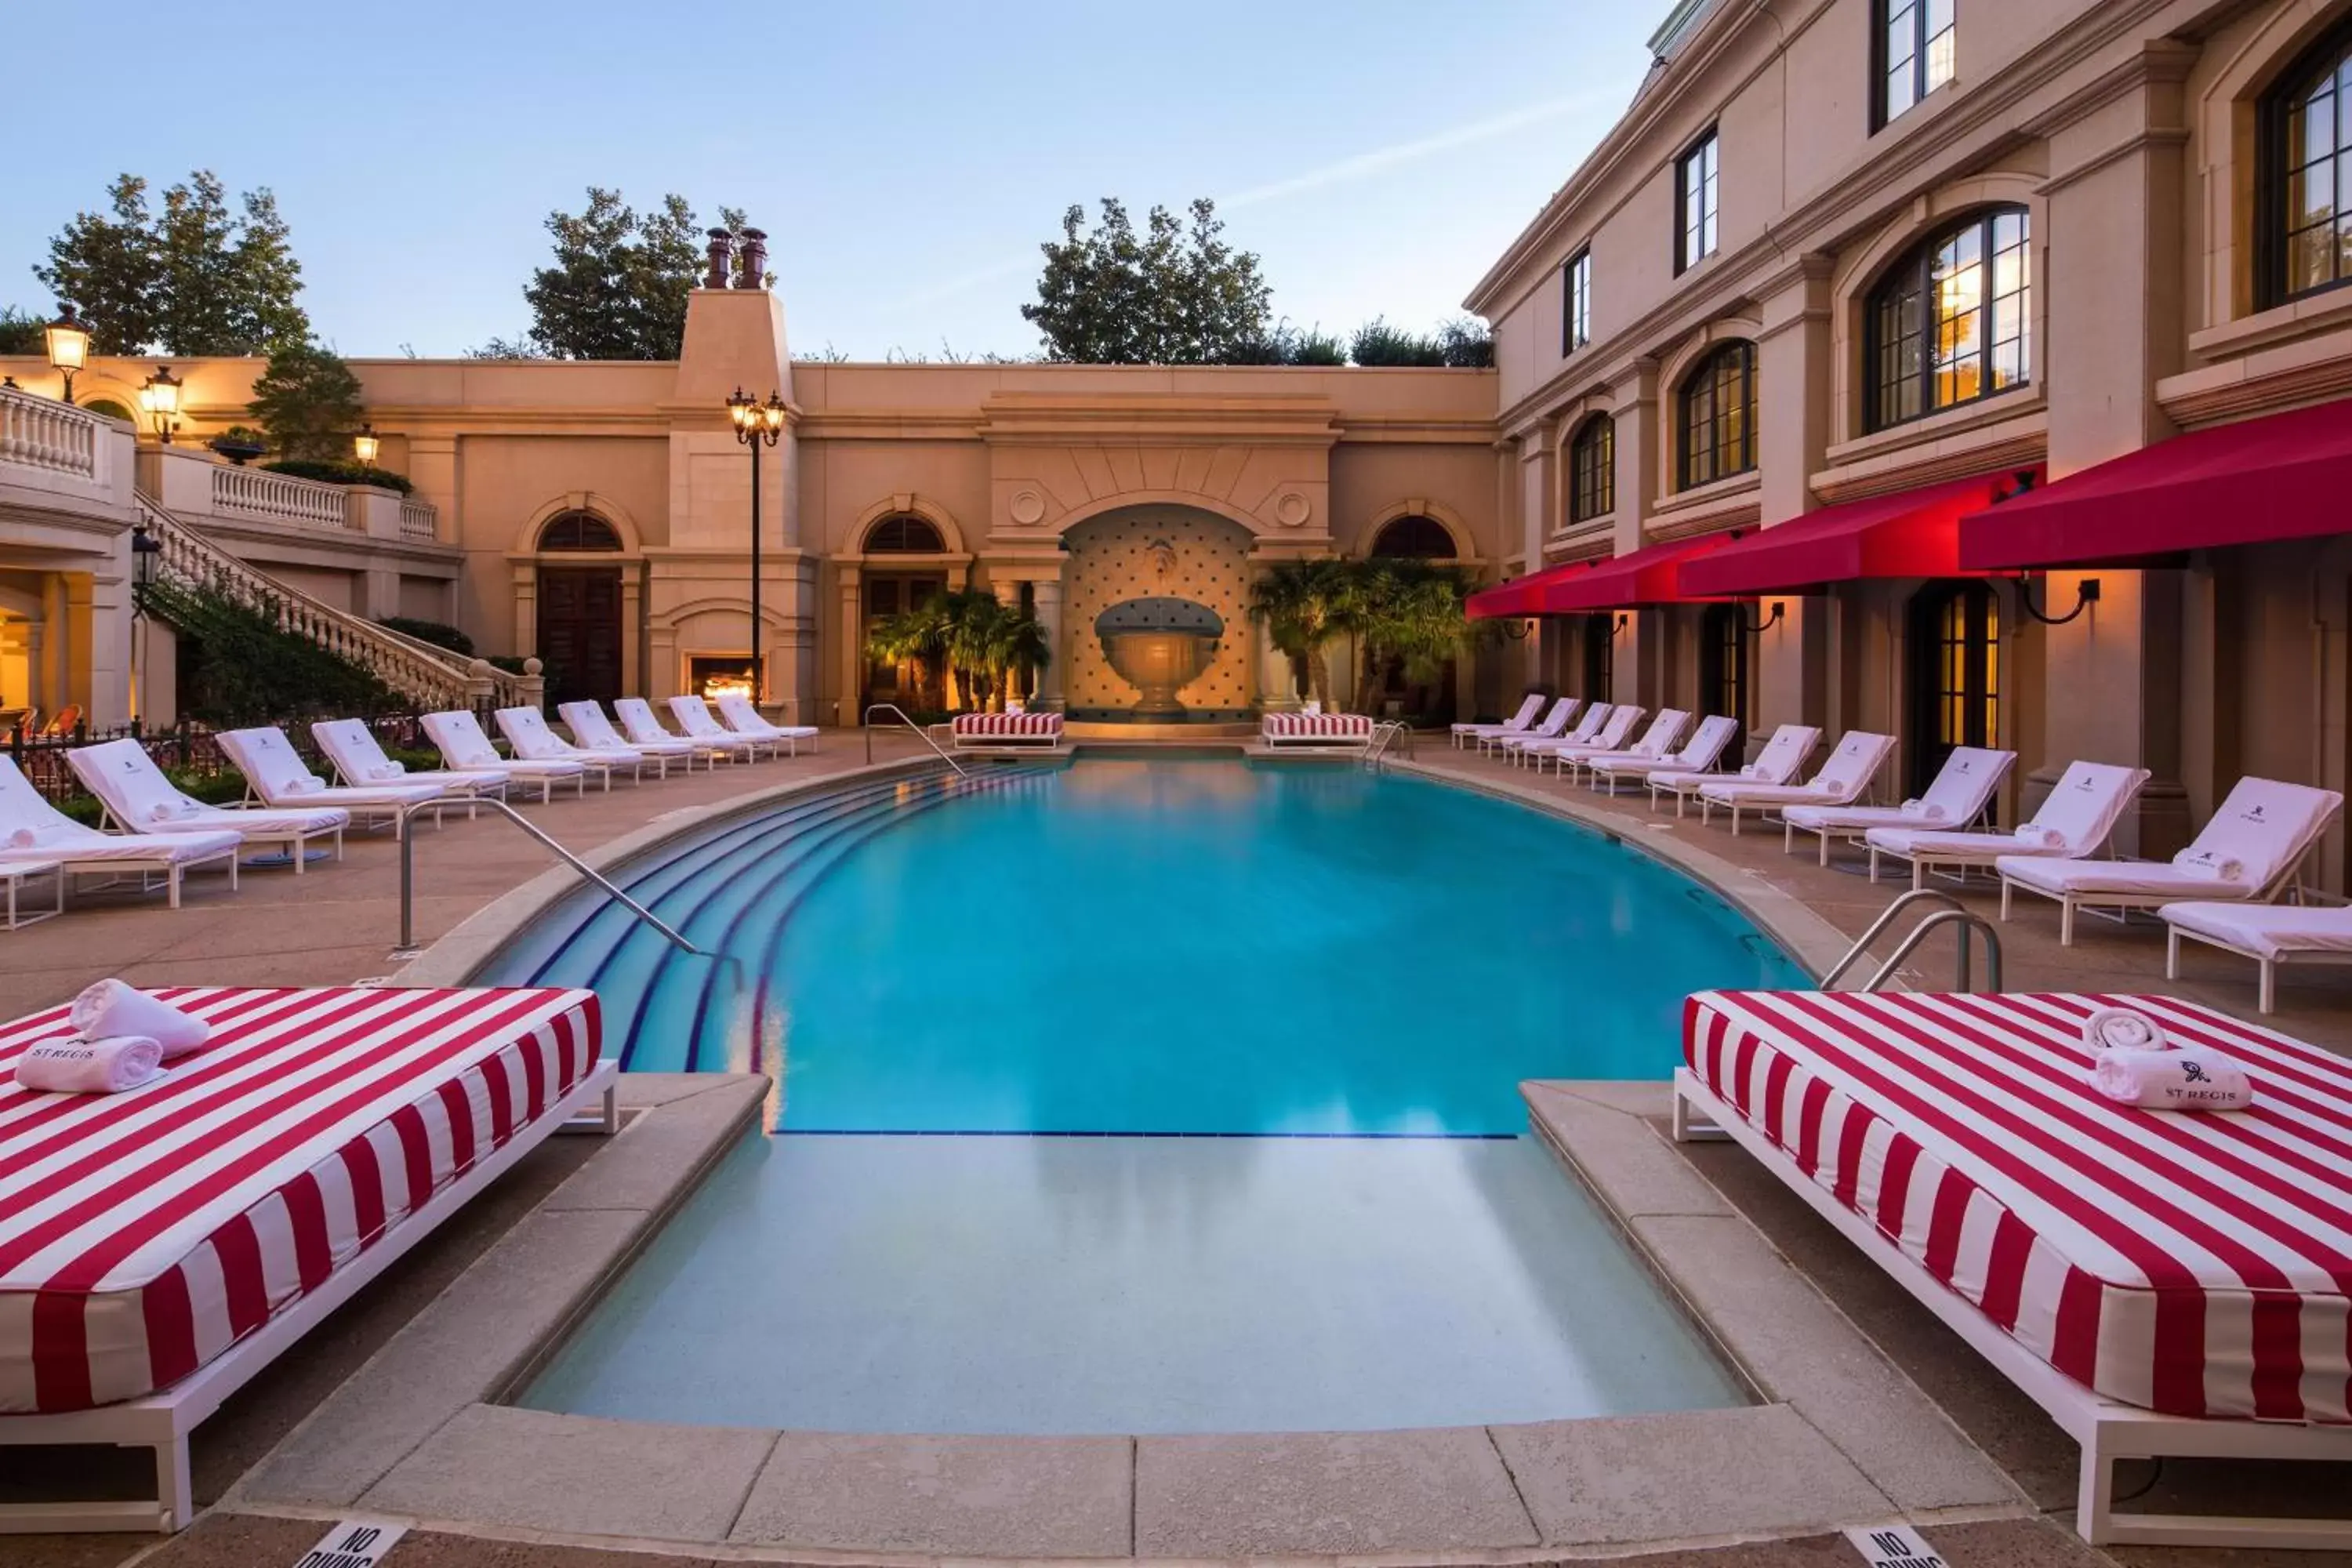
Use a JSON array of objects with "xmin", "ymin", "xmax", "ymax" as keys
[{"xmin": 686, "ymin": 654, "xmax": 757, "ymax": 702}]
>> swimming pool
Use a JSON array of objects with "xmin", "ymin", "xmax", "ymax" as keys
[{"xmin": 483, "ymin": 754, "xmax": 1802, "ymax": 1431}]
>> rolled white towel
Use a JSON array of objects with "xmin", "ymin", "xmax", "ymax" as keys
[
  {"xmin": 368, "ymin": 761, "xmax": 406, "ymax": 781},
  {"xmin": 282, "ymin": 775, "xmax": 324, "ymax": 796},
  {"xmin": 2083, "ymin": 1005, "xmax": 2166, "ymax": 1053},
  {"xmin": 2173, "ymin": 848, "xmax": 2245, "ymax": 881},
  {"xmin": 1899, "ymin": 798, "xmax": 1947, "ymax": 822},
  {"xmin": 71, "ymin": 979, "xmax": 211, "ymax": 1059},
  {"xmin": 16, "ymin": 1035, "xmax": 164, "ymax": 1094},
  {"xmin": 2092, "ymin": 1044, "xmax": 2254, "ymax": 1112},
  {"xmin": 2, "ymin": 826, "xmax": 36, "ymax": 849},
  {"xmin": 2016, "ymin": 822, "xmax": 2065, "ymax": 847}
]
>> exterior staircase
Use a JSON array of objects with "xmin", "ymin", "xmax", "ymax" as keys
[{"xmin": 136, "ymin": 495, "xmax": 533, "ymax": 712}]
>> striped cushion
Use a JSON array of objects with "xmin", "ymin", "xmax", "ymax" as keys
[
  {"xmin": 950, "ymin": 713, "xmax": 1062, "ymax": 737},
  {"xmin": 1685, "ymin": 989, "xmax": 2352, "ymax": 1422},
  {"xmin": 0, "ymin": 985, "xmax": 599, "ymax": 1413},
  {"xmin": 1262, "ymin": 713, "xmax": 1374, "ymax": 738}
]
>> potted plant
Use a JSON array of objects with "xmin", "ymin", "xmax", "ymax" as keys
[{"xmin": 207, "ymin": 426, "xmax": 268, "ymax": 464}]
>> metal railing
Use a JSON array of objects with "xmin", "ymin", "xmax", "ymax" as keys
[
  {"xmin": 861, "ymin": 703, "xmax": 969, "ymax": 777},
  {"xmin": 1820, "ymin": 887, "xmax": 2004, "ymax": 993},
  {"xmin": 391, "ymin": 794, "xmax": 702, "ymax": 960},
  {"xmin": 1363, "ymin": 720, "xmax": 1412, "ymax": 768}
]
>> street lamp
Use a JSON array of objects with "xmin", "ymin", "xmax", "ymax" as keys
[
  {"xmin": 725, "ymin": 386, "xmax": 788, "ymax": 704},
  {"xmin": 129, "ymin": 521, "xmax": 163, "ymax": 726},
  {"xmin": 352, "ymin": 424, "xmax": 380, "ymax": 466},
  {"xmin": 45, "ymin": 306, "xmax": 91, "ymax": 405},
  {"xmin": 138, "ymin": 365, "xmax": 183, "ymax": 444}
]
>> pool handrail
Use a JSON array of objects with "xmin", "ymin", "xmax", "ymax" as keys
[
  {"xmin": 862, "ymin": 703, "xmax": 971, "ymax": 778},
  {"xmin": 390, "ymin": 794, "xmax": 702, "ymax": 960},
  {"xmin": 1820, "ymin": 886, "xmax": 2003, "ymax": 993}
]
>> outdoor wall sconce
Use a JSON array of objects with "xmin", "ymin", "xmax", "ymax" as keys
[
  {"xmin": 45, "ymin": 305, "xmax": 91, "ymax": 404},
  {"xmin": 1501, "ymin": 617, "xmax": 1534, "ymax": 640},
  {"xmin": 138, "ymin": 365, "xmax": 183, "ymax": 443},
  {"xmin": 1610, "ymin": 612, "xmax": 1631, "ymax": 638},
  {"xmin": 1741, "ymin": 599, "xmax": 1787, "ymax": 633},
  {"xmin": 129, "ymin": 521, "xmax": 162, "ymax": 590},
  {"xmin": 2016, "ymin": 574, "xmax": 2100, "ymax": 626},
  {"xmin": 352, "ymin": 424, "xmax": 380, "ymax": 466}
]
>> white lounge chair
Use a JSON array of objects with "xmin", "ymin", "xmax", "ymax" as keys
[
  {"xmin": 312, "ymin": 718, "xmax": 510, "ymax": 815},
  {"xmin": 1864, "ymin": 760, "xmax": 2151, "ymax": 891},
  {"xmin": 0, "ymin": 755, "xmax": 240, "ymax": 909},
  {"xmin": 1451, "ymin": 692, "xmax": 1545, "ymax": 750},
  {"xmin": 1780, "ymin": 746, "xmax": 2016, "ymax": 867},
  {"xmin": 670, "ymin": 695, "xmax": 786, "ymax": 760},
  {"xmin": 1555, "ymin": 709, "xmax": 1688, "ymax": 787},
  {"xmin": 1525, "ymin": 704, "xmax": 1646, "ymax": 775},
  {"xmin": 561, "ymin": 701, "xmax": 704, "ymax": 777},
  {"xmin": 615, "ymin": 697, "xmax": 753, "ymax": 764},
  {"xmin": 2001, "ymin": 776, "xmax": 2344, "ymax": 945},
  {"xmin": 67, "ymin": 738, "xmax": 350, "ymax": 871},
  {"xmin": 1697, "ymin": 731, "xmax": 1893, "ymax": 835},
  {"xmin": 1491, "ymin": 699, "xmax": 1588, "ymax": 760},
  {"xmin": 1590, "ymin": 714, "xmax": 1738, "ymax": 797},
  {"xmin": 419, "ymin": 710, "xmax": 590, "ymax": 802},
  {"xmin": 1650, "ymin": 724, "xmax": 1821, "ymax": 818},
  {"xmin": 2162, "ymin": 901, "xmax": 2352, "ymax": 1014},
  {"xmin": 497, "ymin": 706, "xmax": 642, "ymax": 791},
  {"xmin": 714, "ymin": 692, "xmax": 819, "ymax": 756},
  {"xmin": 216, "ymin": 728, "xmax": 452, "ymax": 835}
]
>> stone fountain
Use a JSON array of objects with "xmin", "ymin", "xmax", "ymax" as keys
[{"xmin": 1094, "ymin": 597, "xmax": 1224, "ymax": 720}]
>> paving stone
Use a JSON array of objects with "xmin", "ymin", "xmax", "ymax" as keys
[
  {"xmin": 235, "ymin": 1207, "xmax": 644, "ymax": 1507},
  {"xmin": 1525, "ymin": 1081, "xmax": 1732, "ymax": 1219},
  {"xmin": 1629, "ymin": 1213, "xmax": 2023, "ymax": 1512},
  {"xmin": 541, "ymin": 1077, "xmax": 763, "ymax": 1214},
  {"xmin": 728, "ymin": 1431, "xmax": 1131, "ymax": 1555},
  {"xmin": 1133, "ymin": 1425, "xmax": 1536, "ymax": 1556},
  {"xmin": 361, "ymin": 1404, "xmax": 775, "ymax": 1543},
  {"xmin": 1491, "ymin": 1404, "xmax": 1890, "ymax": 1544}
]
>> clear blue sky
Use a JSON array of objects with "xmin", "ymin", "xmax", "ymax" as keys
[{"xmin": 3, "ymin": 2, "xmax": 1659, "ymax": 361}]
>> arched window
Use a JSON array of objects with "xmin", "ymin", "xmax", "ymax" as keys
[
  {"xmin": 863, "ymin": 514, "xmax": 946, "ymax": 554},
  {"xmin": 1678, "ymin": 342, "xmax": 1756, "ymax": 489},
  {"xmin": 2266, "ymin": 22, "xmax": 2352, "ymax": 304},
  {"xmin": 535, "ymin": 510, "xmax": 622, "ymax": 552},
  {"xmin": 1568, "ymin": 416, "xmax": 1615, "ymax": 522},
  {"xmin": 1370, "ymin": 514, "xmax": 1455, "ymax": 559},
  {"xmin": 1866, "ymin": 207, "xmax": 2030, "ymax": 430}
]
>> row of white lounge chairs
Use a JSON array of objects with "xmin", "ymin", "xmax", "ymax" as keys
[
  {"xmin": 1454, "ymin": 691, "xmax": 2350, "ymax": 1013},
  {"xmin": 0, "ymin": 694, "xmax": 818, "ymax": 925}
]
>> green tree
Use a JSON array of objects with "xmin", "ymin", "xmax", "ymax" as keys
[
  {"xmin": 518, "ymin": 189, "xmax": 749, "ymax": 360},
  {"xmin": 1023, "ymin": 198, "xmax": 1273, "ymax": 364},
  {"xmin": 1435, "ymin": 314, "xmax": 1495, "ymax": 368},
  {"xmin": 0, "ymin": 306, "xmax": 48, "ymax": 355},
  {"xmin": 1349, "ymin": 317, "xmax": 1446, "ymax": 367},
  {"xmin": 1248, "ymin": 559, "xmax": 1356, "ymax": 710},
  {"xmin": 863, "ymin": 595, "xmax": 953, "ymax": 713},
  {"xmin": 249, "ymin": 342, "xmax": 364, "ymax": 461},
  {"xmin": 1348, "ymin": 560, "xmax": 1473, "ymax": 716},
  {"xmin": 36, "ymin": 171, "xmax": 308, "ymax": 354}
]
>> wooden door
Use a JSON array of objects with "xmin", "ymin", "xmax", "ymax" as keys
[{"xmin": 536, "ymin": 567, "xmax": 623, "ymax": 706}]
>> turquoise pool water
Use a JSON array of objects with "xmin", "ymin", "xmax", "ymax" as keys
[{"xmin": 488, "ymin": 756, "xmax": 1799, "ymax": 1432}]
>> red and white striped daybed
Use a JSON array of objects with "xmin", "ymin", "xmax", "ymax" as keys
[
  {"xmin": 1261, "ymin": 712, "xmax": 1375, "ymax": 749},
  {"xmin": 0, "ymin": 985, "xmax": 617, "ymax": 1533},
  {"xmin": 1675, "ymin": 989, "xmax": 2352, "ymax": 1548},
  {"xmin": 949, "ymin": 712, "xmax": 1064, "ymax": 750}
]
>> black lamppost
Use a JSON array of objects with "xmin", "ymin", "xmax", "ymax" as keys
[
  {"xmin": 725, "ymin": 387, "xmax": 787, "ymax": 703},
  {"xmin": 129, "ymin": 521, "xmax": 162, "ymax": 727}
]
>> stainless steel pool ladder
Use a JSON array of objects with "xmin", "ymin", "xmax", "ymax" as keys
[
  {"xmin": 390, "ymin": 795, "xmax": 704, "ymax": 961},
  {"xmin": 1821, "ymin": 887, "xmax": 2004, "ymax": 993},
  {"xmin": 1363, "ymin": 721, "xmax": 1411, "ymax": 768},
  {"xmin": 862, "ymin": 703, "xmax": 971, "ymax": 778}
]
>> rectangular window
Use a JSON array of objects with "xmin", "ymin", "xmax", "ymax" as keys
[
  {"xmin": 1876, "ymin": 0, "xmax": 1955, "ymax": 129},
  {"xmin": 1563, "ymin": 249, "xmax": 1592, "ymax": 354},
  {"xmin": 1675, "ymin": 131, "xmax": 1719, "ymax": 273}
]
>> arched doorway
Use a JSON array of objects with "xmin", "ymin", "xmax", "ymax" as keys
[
  {"xmin": 1363, "ymin": 513, "xmax": 1461, "ymax": 723},
  {"xmin": 859, "ymin": 514, "xmax": 950, "ymax": 712},
  {"xmin": 1698, "ymin": 602, "xmax": 1750, "ymax": 754},
  {"xmin": 1905, "ymin": 579, "xmax": 2000, "ymax": 800},
  {"xmin": 535, "ymin": 510, "xmax": 624, "ymax": 706}
]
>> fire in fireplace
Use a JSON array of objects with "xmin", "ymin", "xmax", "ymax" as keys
[{"xmin": 688, "ymin": 655, "xmax": 757, "ymax": 702}]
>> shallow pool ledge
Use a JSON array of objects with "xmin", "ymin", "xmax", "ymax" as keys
[{"xmin": 1523, "ymin": 1079, "xmax": 2027, "ymax": 1519}]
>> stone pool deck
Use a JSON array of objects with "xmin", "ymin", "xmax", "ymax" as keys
[{"xmin": 9, "ymin": 731, "xmax": 2349, "ymax": 1566}]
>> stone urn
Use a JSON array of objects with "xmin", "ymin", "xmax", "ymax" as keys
[{"xmin": 1095, "ymin": 597, "xmax": 1224, "ymax": 719}]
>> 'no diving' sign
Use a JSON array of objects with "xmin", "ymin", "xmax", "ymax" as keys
[
  {"xmin": 292, "ymin": 1519, "xmax": 408, "ymax": 1568},
  {"xmin": 1846, "ymin": 1524, "xmax": 1950, "ymax": 1568}
]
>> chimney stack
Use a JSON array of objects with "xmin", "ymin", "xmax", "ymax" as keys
[
  {"xmin": 735, "ymin": 228, "xmax": 768, "ymax": 290},
  {"xmin": 703, "ymin": 229, "xmax": 735, "ymax": 290}
]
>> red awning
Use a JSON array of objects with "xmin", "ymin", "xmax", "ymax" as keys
[
  {"xmin": 1960, "ymin": 398, "xmax": 2352, "ymax": 569},
  {"xmin": 1534, "ymin": 534, "xmax": 1737, "ymax": 613},
  {"xmin": 1466, "ymin": 558, "xmax": 1599, "ymax": 619},
  {"xmin": 1679, "ymin": 468, "xmax": 2038, "ymax": 597}
]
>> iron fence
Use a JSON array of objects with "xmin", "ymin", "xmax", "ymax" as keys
[{"xmin": 5, "ymin": 713, "xmax": 439, "ymax": 804}]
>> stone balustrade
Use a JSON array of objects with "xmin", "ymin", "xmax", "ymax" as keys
[
  {"xmin": 0, "ymin": 386, "xmax": 133, "ymax": 519},
  {"xmin": 136, "ymin": 443, "xmax": 441, "ymax": 544},
  {"xmin": 399, "ymin": 499, "xmax": 437, "ymax": 540},
  {"xmin": 212, "ymin": 463, "xmax": 354, "ymax": 530}
]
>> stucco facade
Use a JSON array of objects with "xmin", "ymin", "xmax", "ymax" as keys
[
  {"xmin": 3, "ymin": 289, "xmax": 1501, "ymax": 731},
  {"xmin": 1468, "ymin": 0, "xmax": 2352, "ymax": 887}
]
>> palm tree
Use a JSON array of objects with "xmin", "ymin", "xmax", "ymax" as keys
[
  {"xmin": 1350, "ymin": 561, "xmax": 1472, "ymax": 717},
  {"xmin": 986, "ymin": 610, "xmax": 1054, "ymax": 708},
  {"xmin": 862, "ymin": 593, "xmax": 952, "ymax": 713},
  {"xmin": 1247, "ymin": 558, "xmax": 1349, "ymax": 710},
  {"xmin": 938, "ymin": 590, "xmax": 1009, "ymax": 710}
]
